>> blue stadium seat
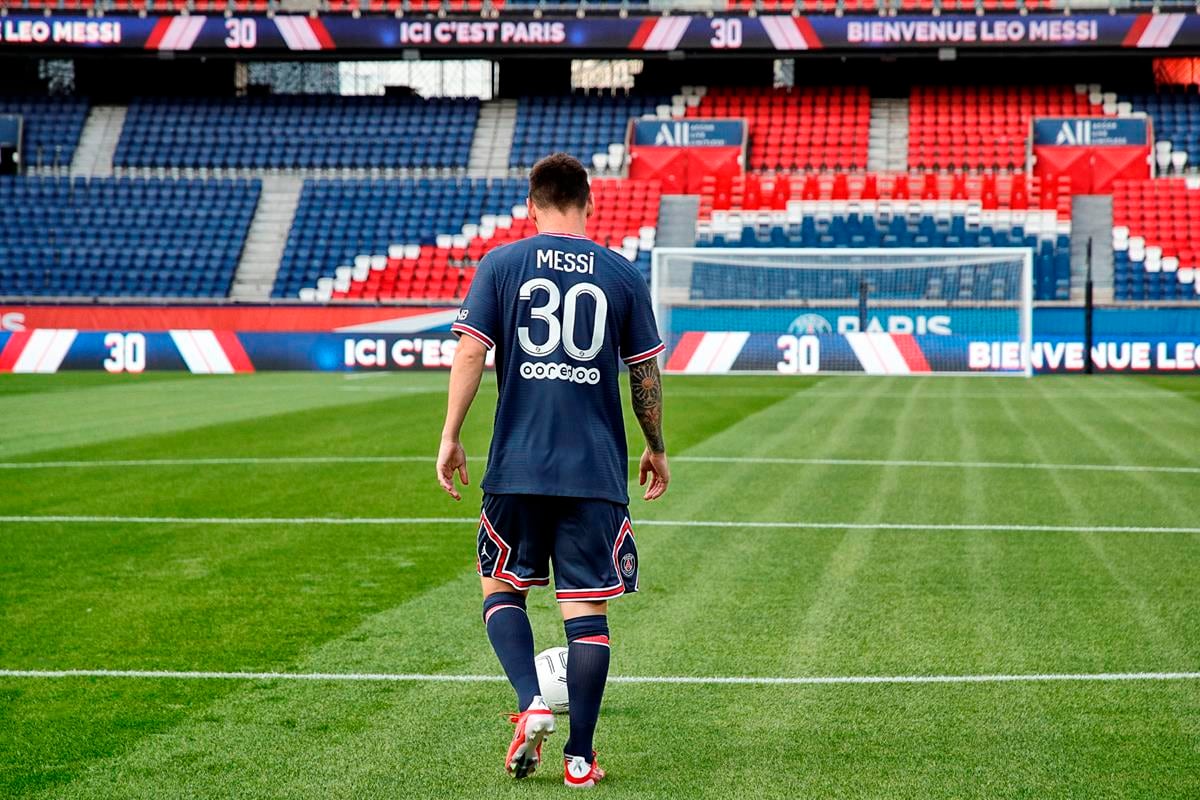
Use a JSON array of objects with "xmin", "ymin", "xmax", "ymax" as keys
[
  {"xmin": 115, "ymin": 96, "xmax": 480, "ymax": 170},
  {"xmin": 0, "ymin": 96, "xmax": 89, "ymax": 169},
  {"xmin": 510, "ymin": 94, "xmax": 671, "ymax": 168},
  {"xmin": 0, "ymin": 177, "xmax": 259, "ymax": 299},
  {"xmin": 696, "ymin": 214, "xmax": 1069, "ymax": 300},
  {"xmin": 273, "ymin": 177, "xmax": 528, "ymax": 297},
  {"xmin": 1118, "ymin": 87, "xmax": 1200, "ymax": 170}
]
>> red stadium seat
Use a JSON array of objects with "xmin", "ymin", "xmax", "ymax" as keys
[
  {"xmin": 909, "ymin": 86, "xmax": 1108, "ymax": 170},
  {"xmin": 687, "ymin": 86, "xmax": 870, "ymax": 172},
  {"xmin": 329, "ymin": 179, "xmax": 662, "ymax": 302}
]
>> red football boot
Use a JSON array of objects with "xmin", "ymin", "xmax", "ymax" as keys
[
  {"xmin": 505, "ymin": 696, "xmax": 555, "ymax": 779},
  {"xmin": 564, "ymin": 752, "xmax": 606, "ymax": 789}
]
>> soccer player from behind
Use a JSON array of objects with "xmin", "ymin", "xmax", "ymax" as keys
[{"xmin": 436, "ymin": 153, "xmax": 669, "ymax": 788}]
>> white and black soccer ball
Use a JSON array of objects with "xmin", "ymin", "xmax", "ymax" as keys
[{"xmin": 534, "ymin": 646, "xmax": 570, "ymax": 713}]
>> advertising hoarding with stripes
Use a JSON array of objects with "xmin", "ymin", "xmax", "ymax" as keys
[{"xmin": 0, "ymin": 13, "xmax": 1196, "ymax": 55}]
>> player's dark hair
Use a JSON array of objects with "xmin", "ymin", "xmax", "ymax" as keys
[{"xmin": 528, "ymin": 153, "xmax": 590, "ymax": 213}]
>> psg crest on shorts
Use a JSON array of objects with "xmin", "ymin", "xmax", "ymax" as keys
[{"xmin": 620, "ymin": 553, "xmax": 636, "ymax": 578}]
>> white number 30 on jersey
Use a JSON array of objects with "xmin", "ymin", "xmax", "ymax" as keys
[{"xmin": 517, "ymin": 278, "xmax": 608, "ymax": 361}]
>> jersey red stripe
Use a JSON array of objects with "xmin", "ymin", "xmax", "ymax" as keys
[{"xmin": 623, "ymin": 342, "xmax": 665, "ymax": 365}]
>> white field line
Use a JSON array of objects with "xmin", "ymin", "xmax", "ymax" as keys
[
  {"xmin": 3, "ymin": 515, "xmax": 1200, "ymax": 535},
  {"xmin": 0, "ymin": 668, "xmax": 1196, "ymax": 687},
  {"xmin": 0, "ymin": 455, "xmax": 1197, "ymax": 475},
  {"xmin": 0, "ymin": 456, "xmax": 433, "ymax": 469}
]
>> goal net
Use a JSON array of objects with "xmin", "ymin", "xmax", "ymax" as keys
[{"xmin": 651, "ymin": 248, "xmax": 1033, "ymax": 376}]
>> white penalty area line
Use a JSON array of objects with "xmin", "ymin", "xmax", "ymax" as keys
[
  {"xmin": 0, "ymin": 455, "xmax": 1197, "ymax": 476},
  {"xmin": 3, "ymin": 516, "xmax": 1200, "ymax": 535},
  {"xmin": 0, "ymin": 668, "xmax": 1197, "ymax": 687}
]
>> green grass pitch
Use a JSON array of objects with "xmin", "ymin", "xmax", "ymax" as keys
[{"xmin": 1, "ymin": 372, "xmax": 1199, "ymax": 799}]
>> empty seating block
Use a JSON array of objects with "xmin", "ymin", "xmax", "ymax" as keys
[
  {"xmin": 444, "ymin": 178, "xmax": 659, "ymax": 281},
  {"xmin": 694, "ymin": 174, "xmax": 1071, "ymax": 300},
  {"xmin": 687, "ymin": 260, "xmax": 1027, "ymax": 303},
  {"xmin": 909, "ymin": 86, "xmax": 1100, "ymax": 170},
  {"xmin": 278, "ymin": 178, "xmax": 660, "ymax": 301},
  {"xmin": 1119, "ymin": 87, "xmax": 1200, "ymax": 175},
  {"xmin": 1111, "ymin": 178, "xmax": 1200, "ymax": 301},
  {"xmin": 510, "ymin": 95, "xmax": 670, "ymax": 169},
  {"xmin": 275, "ymin": 178, "xmax": 528, "ymax": 300},
  {"xmin": 116, "ymin": 96, "xmax": 479, "ymax": 170},
  {"xmin": 687, "ymin": 86, "xmax": 869, "ymax": 171},
  {"xmin": 0, "ymin": 177, "xmax": 259, "ymax": 298},
  {"xmin": 0, "ymin": 96, "xmax": 89, "ymax": 169}
]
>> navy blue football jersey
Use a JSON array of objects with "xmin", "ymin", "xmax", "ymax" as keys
[{"xmin": 451, "ymin": 232, "xmax": 663, "ymax": 504}]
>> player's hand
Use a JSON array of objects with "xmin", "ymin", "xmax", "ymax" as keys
[
  {"xmin": 436, "ymin": 439, "xmax": 469, "ymax": 501},
  {"xmin": 638, "ymin": 447, "xmax": 669, "ymax": 501}
]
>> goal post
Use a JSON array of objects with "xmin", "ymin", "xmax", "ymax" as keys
[{"xmin": 650, "ymin": 247, "xmax": 1034, "ymax": 376}]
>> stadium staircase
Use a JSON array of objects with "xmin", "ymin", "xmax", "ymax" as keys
[
  {"xmin": 1070, "ymin": 195, "xmax": 1114, "ymax": 302},
  {"xmin": 69, "ymin": 105, "xmax": 126, "ymax": 178},
  {"xmin": 655, "ymin": 195, "xmax": 701, "ymax": 249},
  {"xmin": 231, "ymin": 175, "xmax": 303, "ymax": 301},
  {"xmin": 867, "ymin": 98, "xmax": 909, "ymax": 173},
  {"xmin": 467, "ymin": 99, "xmax": 518, "ymax": 178}
]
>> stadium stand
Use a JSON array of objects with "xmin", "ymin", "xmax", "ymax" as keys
[
  {"xmin": 511, "ymin": 87, "xmax": 868, "ymax": 173},
  {"xmin": 510, "ymin": 95, "xmax": 670, "ymax": 170},
  {"xmin": 686, "ymin": 259, "xmax": 1026, "ymax": 303},
  {"xmin": 0, "ymin": 96, "xmax": 89, "ymax": 170},
  {"xmin": 683, "ymin": 86, "xmax": 870, "ymax": 171},
  {"xmin": 275, "ymin": 178, "xmax": 528, "ymax": 299},
  {"xmin": 281, "ymin": 178, "xmax": 660, "ymax": 301},
  {"xmin": 1117, "ymin": 86, "xmax": 1200, "ymax": 176},
  {"xmin": 909, "ymin": 86, "xmax": 1102, "ymax": 170},
  {"xmin": 0, "ymin": 176, "xmax": 259, "ymax": 298},
  {"xmin": 694, "ymin": 172, "xmax": 1072, "ymax": 300},
  {"xmin": 1112, "ymin": 178, "xmax": 1200, "ymax": 300},
  {"xmin": 3, "ymin": 77, "xmax": 1198, "ymax": 306},
  {"xmin": 115, "ymin": 96, "xmax": 479, "ymax": 170}
]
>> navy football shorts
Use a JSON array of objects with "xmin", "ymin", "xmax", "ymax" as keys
[{"xmin": 476, "ymin": 493, "xmax": 640, "ymax": 603}]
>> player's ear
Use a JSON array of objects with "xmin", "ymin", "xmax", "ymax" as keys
[
  {"xmin": 526, "ymin": 197, "xmax": 537, "ymax": 226},
  {"xmin": 585, "ymin": 192, "xmax": 595, "ymax": 219}
]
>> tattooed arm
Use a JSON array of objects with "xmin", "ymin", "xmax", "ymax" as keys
[{"xmin": 629, "ymin": 358, "xmax": 670, "ymax": 500}]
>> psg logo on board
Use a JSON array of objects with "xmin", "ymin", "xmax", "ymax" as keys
[
  {"xmin": 620, "ymin": 553, "xmax": 636, "ymax": 578},
  {"xmin": 787, "ymin": 314, "xmax": 833, "ymax": 335}
]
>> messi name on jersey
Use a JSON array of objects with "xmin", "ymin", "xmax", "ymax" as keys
[{"xmin": 536, "ymin": 248, "xmax": 595, "ymax": 275}]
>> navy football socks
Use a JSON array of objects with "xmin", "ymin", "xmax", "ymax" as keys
[
  {"xmin": 482, "ymin": 592, "xmax": 541, "ymax": 712},
  {"xmin": 563, "ymin": 615, "xmax": 611, "ymax": 763}
]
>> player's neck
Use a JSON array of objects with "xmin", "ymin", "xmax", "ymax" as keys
[{"xmin": 534, "ymin": 214, "xmax": 588, "ymax": 239}]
